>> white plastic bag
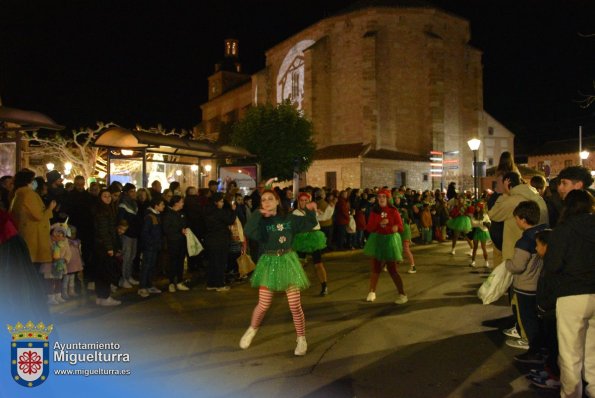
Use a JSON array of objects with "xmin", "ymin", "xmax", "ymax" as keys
[
  {"xmin": 347, "ymin": 215, "xmax": 356, "ymax": 233},
  {"xmin": 186, "ymin": 229, "xmax": 204, "ymax": 257},
  {"xmin": 477, "ymin": 261, "xmax": 513, "ymax": 305}
]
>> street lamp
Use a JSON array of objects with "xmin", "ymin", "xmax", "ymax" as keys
[
  {"xmin": 46, "ymin": 162, "xmax": 55, "ymax": 171},
  {"xmin": 580, "ymin": 150, "xmax": 590, "ymax": 165},
  {"xmin": 467, "ymin": 138, "xmax": 481, "ymax": 199}
]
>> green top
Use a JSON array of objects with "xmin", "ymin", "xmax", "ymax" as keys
[{"xmin": 244, "ymin": 210, "xmax": 318, "ymax": 252}]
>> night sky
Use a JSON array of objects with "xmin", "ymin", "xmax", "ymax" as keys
[{"xmin": 1, "ymin": 0, "xmax": 594, "ymax": 145}]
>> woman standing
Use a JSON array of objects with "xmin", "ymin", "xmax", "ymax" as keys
[
  {"xmin": 204, "ymin": 192, "xmax": 236, "ymax": 291},
  {"xmin": 293, "ymin": 192, "xmax": 328, "ymax": 296},
  {"xmin": 162, "ymin": 195, "xmax": 189, "ymax": 292},
  {"xmin": 93, "ymin": 189, "xmax": 121, "ymax": 306},
  {"xmin": 10, "ymin": 169, "xmax": 56, "ymax": 265},
  {"xmin": 363, "ymin": 189, "xmax": 408, "ymax": 304},
  {"xmin": 543, "ymin": 190, "xmax": 595, "ymax": 397},
  {"xmin": 239, "ymin": 189, "xmax": 318, "ymax": 355}
]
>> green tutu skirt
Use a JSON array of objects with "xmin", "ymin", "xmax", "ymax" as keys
[
  {"xmin": 292, "ymin": 230, "xmax": 326, "ymax": 253},
  {"xmin": 363, "ymin": 233, "xmax": 403, "ymax": 261},
  {"xmin": 472, "ymin": 228, "xmax": 491, "ymax": 242},
  {"xmin": 446, "ymin": 216, "xmax": 472, "ymax": 233},
  {"xmin": 251, "ymin": 251, "xmax": 310, "ymax": 291},
  {"xmin": 399, "ymin": 223, "xmax": 412, "ymax": 241}
]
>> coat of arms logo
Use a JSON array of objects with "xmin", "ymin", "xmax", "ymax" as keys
[{"xmin": 7, "ymin": 321, "xmax": 53, "ymax": 387}]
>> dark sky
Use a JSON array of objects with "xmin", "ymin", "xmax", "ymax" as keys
[{"xmin": 1, "ymin": 0, "xmax": 594, "ymax": 143}]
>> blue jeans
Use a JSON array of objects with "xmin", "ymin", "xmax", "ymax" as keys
[
  {"xmin": 141, "ymin": 249, "xmax": 159, "ymax": 289},
  {"xmin": 120, "ymin": 236, "xmax": 137, "ymax": 280}
]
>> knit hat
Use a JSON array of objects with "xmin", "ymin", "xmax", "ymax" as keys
[
  {"xmin": 377, "ymin": 189, "xmax": 392, "ymax": 198},
  {"xmin": 46, "ymin": 170, "xmax": 63, "ymax": 185}
]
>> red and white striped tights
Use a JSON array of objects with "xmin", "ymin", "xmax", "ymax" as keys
[{"xmin": 250, "ymin": 287, "xmax": 305, "ymax": 336}]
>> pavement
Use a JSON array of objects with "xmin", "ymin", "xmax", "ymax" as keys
[{"xmin": 50, "ymin": 242, "xmax": 560, "ymax": 398}]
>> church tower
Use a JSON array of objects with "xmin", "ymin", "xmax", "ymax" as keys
[{"xmin": 208, "ymin": 38, "xmax": 250, "ymax": 100}]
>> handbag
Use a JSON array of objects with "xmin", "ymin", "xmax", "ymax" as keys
[
  {"xmin": 186, "ymin": 229, "xmax": 204, "ymax": 257},
  {"xmin": 237, "ymin": 253, "xmax": 256, "ymax": 277},
  {"xmin": 347, "ymin": 215, "xmax": 356, "ymax": 233},
  {"xmin": 477, "ymin": 261, "xmax": 513, "ymax": 304},
  {"xmin": 409, "ymin": 223, "xmax": 421, "ymax": 239}
]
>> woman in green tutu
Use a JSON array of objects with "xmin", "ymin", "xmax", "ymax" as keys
[
  {"xmin": 395, "ymin": 195, "xmax": 417, "ymax": 274},
  {"xmin": 363, "ymin": 189, "xmax": 408, "ymax": 304},
  {"xmin": 293, "ymin": 192, "xmax": 328, "ymax": 296},
  {"xmin": 446, "ymin": 195, "xmax": 473, "ymax": 255},
  {"xmin": 469, "ymin": 202, "xmax": 491, "ymax": 268},
  {"xmin": 239, "ymin": 186, "xmax": 318, "ymax": 356}
]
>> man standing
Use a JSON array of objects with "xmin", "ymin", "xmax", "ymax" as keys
[
  {"xmin": 117, "ymin": 183, "xmax": 141, "ymax": 287},
  {"xmin": 556, "ymin": 165, "xmax": 594, "ymax": 200}
]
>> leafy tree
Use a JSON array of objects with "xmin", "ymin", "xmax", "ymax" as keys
[{"xmin": 231, "ymin": 102, "xmax": 316, "ymax": 180}]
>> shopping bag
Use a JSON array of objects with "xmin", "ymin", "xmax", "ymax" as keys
[
  {"xmin": 477, "ymin": 261, "xmax": 513, "ymax": 305},
  {"xmin": 347, "ymin": 215, "xmax": 356, "ymax": 233},
  {"xmin": 237, "ymin": 254, "xmax": 256, "ymax": 277},
  {"xmin": 186, "ymin": 229, "xmax": 204, "ymax": 257},
  {"xmin": 409, "ymin": 223, "xmax": 421, "ymax": 239}
]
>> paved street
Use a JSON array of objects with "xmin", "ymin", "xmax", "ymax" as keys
[{"xmin": 52, "ymin": 242, "xmax": 559, "ymax": 398}]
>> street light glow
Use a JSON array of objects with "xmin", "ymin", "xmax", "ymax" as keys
[
  {"xmin": 580, "ymin": 150, "xmax": 590, "ymax": 160},
  {"xmin": 191, "ymin": 165, "xmax": 199, "ymax": 172},
  {"xmin": 467, "ymin": 138, "xmax": 481, "ymax": 151},
  {"xmin": 46, "ymin": 162, "xmax": 55, "ymax": 171},
  {"xmin": 205, "ymin": 164, "xmax": 212, "ymax": 172}
]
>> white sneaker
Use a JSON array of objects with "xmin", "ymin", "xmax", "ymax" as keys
[
  {"xmin": 239, "ymin": 326, "xmax": 258, "ymax": 349},
  {"xmin": 87, "ymin": 282, "xmax": 95, "ymax": 291},
  {"xmin": 506, "ymin": 338, "xmax": 529, "ymax": 350},
  {"xmin": 128, "ymin": 277, "xmax": 139, "ymax": 286},
  {"xmin": 98, "ymin": 296, "xmax": 121, "ymax": 306},
  {"xmin": 169, "ymin": 283, "xmax": 176, "ymax": 293},
  {"xmin": 119, "ymin": 279, "xmax": 132, "ymax": 288},
  {"xmin": 394, "ymin": 294, "xmax": 408, "ymax": 304},
  {"xmin": 176, "ymin": 283, "xmax": 190, "ymax": 291},
  {"xmin": 147, "ymin": 287, "xmax": 162, "ymax": 294},
  {"xmin": 450, "ymin": 250, "xmax": 456, "ymax": 255},
  {"xmin": 294, "ymin": 336, "xmax": 307, "ymax": 356},
  {"xmin": 366, "ymin": 292, "xmax": 376, "ymax": 302},
  {"xmin": 470, "ymin": 260, "xmax": 476, "ymax": 267},
  {"xmin": 95, "ymin": 298, "xmax": 104, "ymax": 305},
  {"xmin": 47, "ymin": 294, "xmax": 59, "ymax": 305},
  {"xmin": 110, "ymin": 284, "xmax": 118, "ymax": 293},
  {"xmin": 503, "ymin": 326, "xmax": 521, "ymax": 339},
  {"xmin": 54, "ymin": 294, "xmax": 66, "ymax": 304},
  {"xmin": 467, "ymin": 250, "xmax": 473, "ymax": 257},
  {"xmin": 485, "ymin": 261, "xmax": 490, "ymax": 268},
  {"xmin": 137, "ymin": 289, "xmax": 149, "ymax": 298},
  {"xmin": 408, "ymin": 266, "xmax": 417, "ymax": 274}
]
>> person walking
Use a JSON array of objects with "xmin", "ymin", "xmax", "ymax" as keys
[
  {"xmin": 363, "ymin": 189, "xmax": 408, "ymax": 304},
  {"xmin": 239, "ymin": 188, "xmax": 318, "ymax": 356}
]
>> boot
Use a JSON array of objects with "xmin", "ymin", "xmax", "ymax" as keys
[{"xmin": 68, "ymin": 275, "xmax": 78, "ymax": 297}]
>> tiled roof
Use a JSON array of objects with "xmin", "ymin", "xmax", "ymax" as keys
[
  {"xmin": 314, "ymin": 143, "xmax": 429, "ymax": 162},
  {"xmin": 529, "ymin": 136, "xmax": 595, "ymax": 156}
]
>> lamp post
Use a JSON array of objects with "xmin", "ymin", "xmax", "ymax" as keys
[
  {"xmin": 467, "ymin": 138, "xmax": 481, "ymax": 199},
  {"xmin": 580, "ymin": 150, "xmax": 590, "ymax": 166}
]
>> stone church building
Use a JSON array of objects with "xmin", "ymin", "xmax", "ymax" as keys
[{"xmin": 197, "ymin": 1, "xmax": 515, "ymax": 191}]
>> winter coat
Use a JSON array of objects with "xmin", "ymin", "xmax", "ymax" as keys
[
  {"xmin": 93, "ymin": 205, "xmax": 118, "ymax": 254},
  {"xmin": 203, "ymin": 205, "xmax": 236, "ymax": 249},
  {"xmin": 117, "ymin": 196, "xmax": 141, "ymax": 238},
  {"xmin": 366, "ymin": 205, "xmax": 403, "ymax": 235},
  {"xmin": 505, "ymin": 224, "xmax": 549, "ymax": 292},
  {"xmin": 141, "ymin": 209, "xmax": 162, "ymax": 251},
  {"xmin": 335, "ymin": 197, "xmax": 351, "ymax": 226},
  {"xmin": 488, "ymin": 184, "xmax": 549, "ymax": 261},
  {"xmin": 161, "ymin": 207, "xmax": 187, "ymax": 242},
  {"xmin": 9, "ymin": 186, "xmax": 53, "ymax": 263}
]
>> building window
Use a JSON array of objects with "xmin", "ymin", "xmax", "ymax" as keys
[
  {"xmin": 488, "ymin": 158, "xmax": 494, "ymax": 166},
  {"xmin": 488, "ymin": 126, "xmax": 494, "ymax": 136},
  {"xmin": 325, "ymin": 172, "xmax": 337, "ymax": 190},
  {"xmin": 395, "ymin": 171, "xmax": 407, "ymax": 187},
  {"xmin": 564, "ymin": 159, "xmax": 573, "ymax": 168},
  {"xmin": 423, "ymin": 173, "xmax": 429, "ymax": 182}
]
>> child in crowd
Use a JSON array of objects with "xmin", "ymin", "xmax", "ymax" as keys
[
  {"xmin": 504, "ymin": 201, "xmax": 549, "ymax": 361},
  {"xmin": 420, "ymin": 203, "xmax": 433, "ymax": 244},
  {"xmin": 470, "ymin": 203, "xmax": 491, "ymax": 268},
  {"xmin": 138, "ymin": 197, "xmax": 165, "ymax": 298},
  {"xmin": 44, "ymin": 223, "xmax": 71, "ymax": 305},
  {"xmin": 63, "ymin": 225, "xmax": 84, "ymax": 299}
]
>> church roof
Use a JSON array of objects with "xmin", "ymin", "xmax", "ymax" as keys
[
  {"xmin": 314, "ymin": 143, "xmax": 429, "ymax": 162},
  {"xmin": 334, "ymin": 0, "xmax": 438, "ymax": 16}
]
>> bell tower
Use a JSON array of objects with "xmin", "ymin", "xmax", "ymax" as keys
[{"xmin": 208, "ymin": 37, "xmax": 249, "ymax": 100}]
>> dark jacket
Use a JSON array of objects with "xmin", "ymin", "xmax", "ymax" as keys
[
  {"xmin": 183, "ymin": 195, "xmax": 203, "ymax": 236},
  {"xmin": 203, "ymin": 204, "xmax": 236, "ymax": 248},
  {"xmin": 94, "ymin": 205, "xmax": 118, "ymax": 253},
  {"xmin": 141, "ymin": 209, "xmax": 162, "ymax": 251},
  {"xmin": 117, "ymin": 196, "xmax": 141, "ymax": 238},
  {"xmin": 487, "ymin": 192, "xmax": 504, "ymax": 250},
  {"xmin": 543, "ymin": 213, "xmax": 595, "ymax": 299},
  {"xmin": 161, "ymin": 207, "xmax": 187, "ymax": 242}
]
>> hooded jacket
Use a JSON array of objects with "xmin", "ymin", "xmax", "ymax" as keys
[
  {"xmin": 543, "ymin": 213, "xmax": 595, "ymax": 298},
  {"xmin": 488, "ymin": 184, "xmax": 549, "ymax": 261}
]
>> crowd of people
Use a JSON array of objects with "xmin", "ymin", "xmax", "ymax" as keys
[{"xmin": 0, "ymin": 153, "xmax": 593, "ymax": 394}]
